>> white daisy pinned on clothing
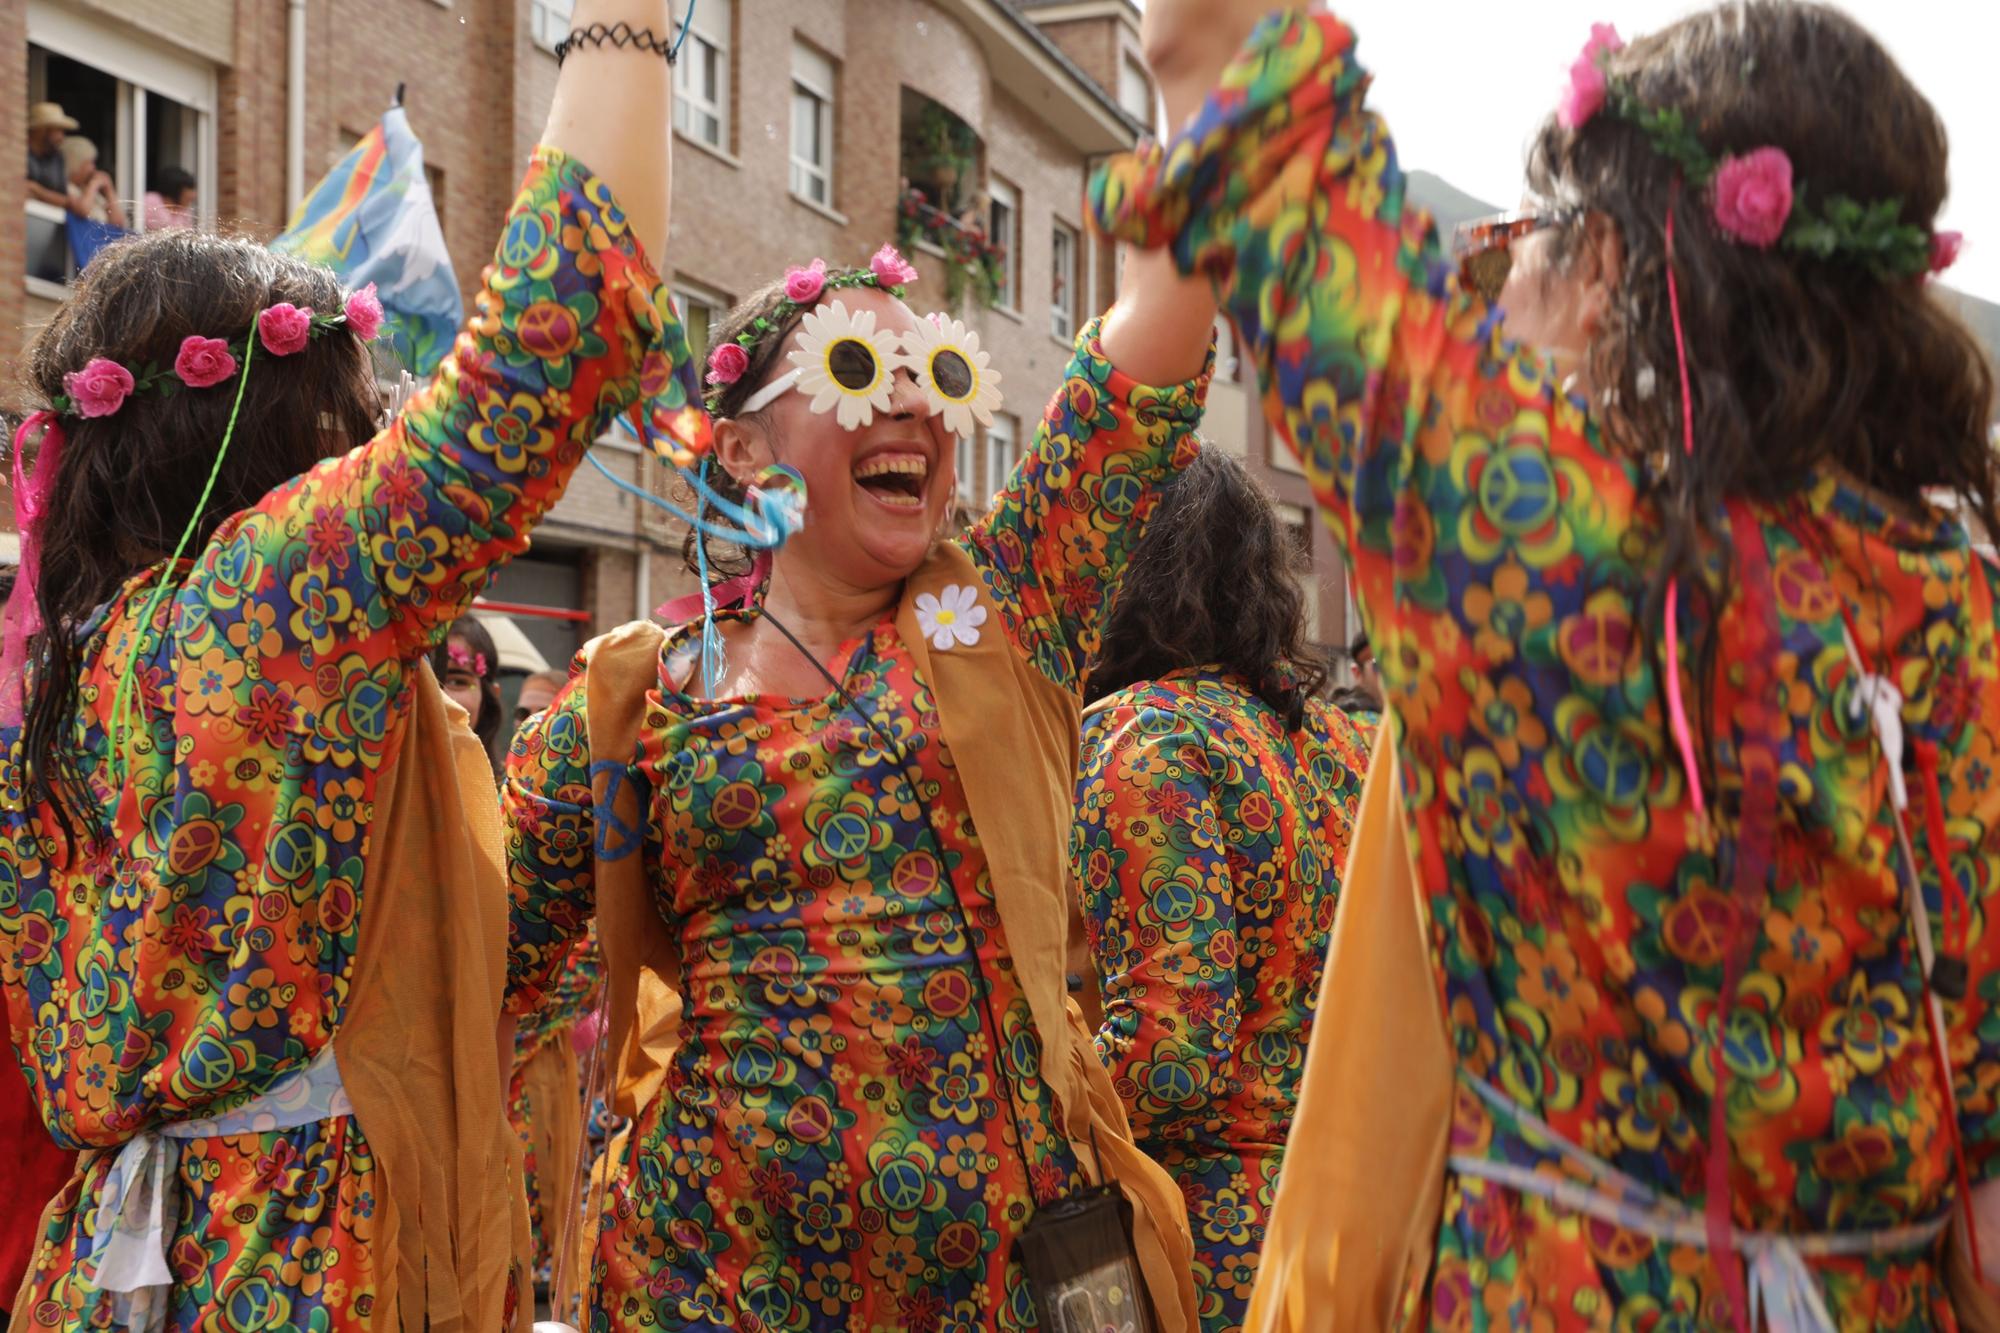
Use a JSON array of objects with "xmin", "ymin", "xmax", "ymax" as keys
[
  {"xmin": 789, "ymin": 299, "xmax": 900, "ymax": 431},
  {"xmin": 900, "ymin": 313, "xmax": 1003, "ymax": 439},
  {"xmin": 914, "ymin": 584, "xmax": 988, "ymax": 651}
]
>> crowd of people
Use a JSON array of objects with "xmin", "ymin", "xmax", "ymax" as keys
[{"xmin": 1, "ymin": 0, "xmax": 1997, "ymax": 1330}]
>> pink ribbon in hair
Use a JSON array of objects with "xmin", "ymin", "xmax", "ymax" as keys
[
  {"xmin": 0, "ymin": 411, "xmax": 66, "ymax": 728},
  {"xmin": 656, "ymin": 549, "xmax": 771, "ymax": 625}
]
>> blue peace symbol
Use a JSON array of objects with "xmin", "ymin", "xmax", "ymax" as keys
[
  {"xmin": 1477, "ymin": 446, "xmax": 1559, "ymax": 535},
  {"xmin": 819, "ymin": 810, "xmax": 871, "ymax": 861}
]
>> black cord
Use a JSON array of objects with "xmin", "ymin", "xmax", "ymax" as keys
[
  {"xmin": 554, "ymin": 20, "xmax": 679, "ymax": 65},
  {"xmin": 757, "ymin": 607, "xmax": 1067, "ymax": 1207}
]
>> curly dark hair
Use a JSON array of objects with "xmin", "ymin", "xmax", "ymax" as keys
[
  {"xmin": 1086, "ymin": 448, "xmax": 1328, "ymax": 730},
  {"xmin": 22, "ymin": 229, "xmax": 379, "ymax": 843},
  {"xmin": 1527, "ymin": 0, "xmax": 1996, "ymax": 788},
  {"xmin": 681, "ymin": 268, "xmax": 876, "ymax": 587}
]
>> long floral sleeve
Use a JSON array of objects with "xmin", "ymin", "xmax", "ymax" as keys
[
  {"xmin": 967, "ymin": 316, "xmax": 1211, "ymax": 692},
  {"xmin": 503, "ymin": 673, "xmax": 599, "ymax": 1015},
  {"xmin": 1074, "ymin": 702, "xmax": 1240, "ymax": 1145}
]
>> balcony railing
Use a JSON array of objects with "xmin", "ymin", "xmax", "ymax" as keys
[{"xmin": 896, "ymin": 188, "xmax": 1006, "ymax": 308}]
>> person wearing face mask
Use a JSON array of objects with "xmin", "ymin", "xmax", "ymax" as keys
[
  {"xmin": 1100, "ymin": 3, "xmax": 2000, "ymax": 1330},
  {"xmin": 503, "ymin": 95, "xmax": 1222, "ymax": 1333}
]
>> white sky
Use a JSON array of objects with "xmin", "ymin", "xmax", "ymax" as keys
[{"xmin": 1277, "ymin": 1, "xmax": 2000, "ymax": 302}]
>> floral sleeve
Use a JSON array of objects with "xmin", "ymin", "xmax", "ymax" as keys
[
  {"xmin": 1073, "ymin": 699, "xmax": 1239, "ymax": 1144},
  {"xmin": 966, "ymin": 317, "xmax": 1211, "ymax": 693},
  {"xmin": 503, "ymin": 673, "xmax": 599, "ymax": 1016},
  {"xmin": 1087, "ymin": 12, "xmax": 1630, "ymax": 696},
  {"xmin": 175, "ymin": 147, "xmax": 703, "ymax": 734}
]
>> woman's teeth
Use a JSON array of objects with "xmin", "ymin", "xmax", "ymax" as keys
[{"xmin": 854, "ymin": 455, "xmax": 928, "ymax": 507}]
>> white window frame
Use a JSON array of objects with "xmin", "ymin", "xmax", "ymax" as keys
[
  {"xmin": 988, "ymin": 176, "xmax": 1021, "ymax": 312},
  {"xmin": 1051, "ymin": 220, "xmax": 1080, "ymax": 345},
  {"xmin": 955, "ymin": 431, "xmax": 978, "ymax": 503},
  {"xmin": 1118, "ymin": 53, "xmax": 1154, "ymax": 128},
  {"xmin": 26, "ymin": 4, "xmax": 216, "ymax": 292},
  {"xmin": 984, "ymin": 412, "xmax": 1020, "ymax": 500},
  {"xmin": 531, "ymin": 0, "xmax": 574, "ymax": 54},
  {"xmin": 789, "ymin": 41, "xmax": 835, "ymax": 209},
  {"xmin": 671, "ymin": 280, "xmax": 729, "ymax": 365},
  {"xmin": 673, "ymin": 0, "xmax": 732, "ymax": 153}
]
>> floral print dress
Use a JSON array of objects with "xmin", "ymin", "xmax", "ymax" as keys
[
  {"xmin": 1074, "ymin": 670, "xmax": 1367, "ymax": 1333},
  {"xmin": 504, "ymin": 319, "xmax": 1209, "ymax": 1332},
  {"xmin": 0, "ymin": 149, "xmax": 685, "ymax": 1331},
  {"xmin": 1094, "ymin": 13, "xmax": 2000, "ymax": 1331}
]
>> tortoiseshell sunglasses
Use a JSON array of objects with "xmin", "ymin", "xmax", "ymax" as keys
[{"xmin": 1451, "ymin": 209, "xmax": 1573, "ymax": 302}]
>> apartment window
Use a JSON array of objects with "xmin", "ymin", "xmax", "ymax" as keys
[
  {"xmin": 955, "ymin": 431, "xmax": 978, "ymax": 503},
  {"xmin": 988, "ymin": 177, "xmax": 1020, "ymax": 311},
  {"xmin": 1118, "ymin": 54, "xmax": 1154, "ymax": 128},
  {"xmin": 530, "ymin": 0, "xmax": 573, "ymax": 52},
  {"xmin": 789, "ymin": 42, "xmax": 835, "ymax": 208},
  {"xmin": 672, "ymin": 283, "xmax": 728, "ymax": 363},
  {"xmin": 26, "ymin": 14, "xmax": 215, "ymax": 292},
  {"xmin": 1051, "ymin": 221, "xmax": 1079, "ymax": 344},
  {"xmin": 984, "ymin": 412, "xmax": 1020, "ymax": 499},
  {"xmin": 673, "ymin": 0, "xmax": 732, "ymax": 151}
]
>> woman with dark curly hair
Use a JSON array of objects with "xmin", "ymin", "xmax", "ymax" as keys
[
  {"xmin": 1074, "ymin": 447, "xmax": 1369, "ymax": 1333},
  {"xmin": 1100, "ymin": 0, "xmax": 2000, "ymax": 1328}
]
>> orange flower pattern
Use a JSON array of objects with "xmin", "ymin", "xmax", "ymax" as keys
[{"xmin": 1093, "ymin": 13, "xmax": 2000, "ymax": 1328}]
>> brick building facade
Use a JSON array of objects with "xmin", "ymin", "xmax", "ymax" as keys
[{"xmin": 6, "ymin": 0, "xmax": 1353, "ymax": 670}]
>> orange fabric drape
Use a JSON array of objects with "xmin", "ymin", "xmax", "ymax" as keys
[{"xmin": 1242, "ymin": 726, "xmax": 1453, "ymax": 1333}]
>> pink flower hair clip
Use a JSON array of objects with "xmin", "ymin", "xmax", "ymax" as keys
[{"xmin": 446, "ymin": 642, "xmax": 491, "ymax": 677}]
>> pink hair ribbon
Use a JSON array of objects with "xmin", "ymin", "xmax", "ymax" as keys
[
  {"xmin": 0, "ymin": 411, "xmax": 65, "ymax": 728},
  {"xmin": 655, "ymin": 548, "xmax": 772, "ymax": 625},
  {"xmin": 1661, "ymin": 188, "xmax": 1706, "ymax": 827}
]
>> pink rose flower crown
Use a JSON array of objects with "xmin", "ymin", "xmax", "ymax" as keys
[
  {"xmin": 49, "ymin": 283, "xmax": 386, "ymax": 420},
  {"xmin": 1558, "ymin": 25, "xmax": 1960, "ymax": 278},
  {"xmin": 701, "ymin": 243, "xmax": 918, "ymax": 406}
]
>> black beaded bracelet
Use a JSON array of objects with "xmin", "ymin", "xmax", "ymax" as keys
[{"xmin": 554, "ymin": 21, "xmax": 678, "ymax": 66}]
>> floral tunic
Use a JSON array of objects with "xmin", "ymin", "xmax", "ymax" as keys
[
  {"xmin": 0, "ymin": 149, "xmax": 683, "ymax": 1331},
  {"xmin": 504, "ymin": 319, "xmax": 1209, "ymax": 1332},
  {"xmin": 511, "ymin": 922, "xmax": 605, "ymax": 1286},
  {"xmin": 1094, "ymin": 13, "xmax": 2000, "ymax": 1332},
  {"xmin": 1074, "ymin": 670, "xmax": 1367, "ymax": 1333}
]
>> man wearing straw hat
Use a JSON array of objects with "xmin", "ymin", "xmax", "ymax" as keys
[{"xmin": 25, "ymin": 101, "xmax": 80, "ymax": 211}]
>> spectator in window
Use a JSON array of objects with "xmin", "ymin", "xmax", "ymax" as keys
[
  {"xmin": 143, "ymin": 164, "xmax": 197, "ymax": 231},
  {"xmin": 58, "ymin": 136, "xmax": 127, "ymax": 230},
  {"xmin": 25, "ymin": 101, "xmax": 79, "ymax": 212}
]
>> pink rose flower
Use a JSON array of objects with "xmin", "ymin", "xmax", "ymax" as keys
[
  {"xmin": 1930, "ymin": 230, "xmax": 1964, "ymax": 275},
  {"xmin": 173, "ymin": 336, "xmax": 238, "ymax": 390},
  {"xmin": 62, "ymin": 357, "xmax": 136, "ymax": 419},
  {"xmin": 257, "ymin": 302, "xmax": 314, "ymax": 357},
  {"xmin": 783, "ymin": 258, "xmax": 827, "ymax": 305},
  {"xmin": 869, "ymin": 243, "xmax": 920, "ymax": 288},
  {"xmin": 706, "ymin": 341, "xmax": 750, "ymax": 386},
  {"xmin": 1710, "ymin": 147, "xmax": 1794, "ymax": 249},
  {"xmin": 344, "ymin": 283, "xmax": 385, "ymax": 342},
  {"xmin": 1557, "ymin": 54, "xmax": 1608, "ymax": 130},
  {"xmin": 1584, "ymin": 22, "xmax": 1624, "ymax": 58}
]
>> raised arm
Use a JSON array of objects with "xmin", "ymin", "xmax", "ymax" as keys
[
  {"xmin": 184, "ymin": 0, "xmax": 698, "ymax": 718},
  {"xmin": 1074, "ymin": 701, "xmax": 1241, "ymax": 1144}
]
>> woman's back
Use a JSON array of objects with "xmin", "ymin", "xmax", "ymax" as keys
[{"xmin": 1078, "ymin": 669, "xmax": 1367, "ymax": 1150}]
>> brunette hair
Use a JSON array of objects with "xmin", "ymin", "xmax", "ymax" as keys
[
  {"xmin": 23, "ymin": 229, "xmax": 379, "ymax": 839},
  {"xmin": 430, "ymin": 615, "xmax": 504, "ymax": 758},
  {"xmin": 1527, "ymin": 0, "xmax": 1997, "ymax": 783},
  {"xmin": 1086, "ymin": 448, "xmax": 1327, "ymax": 729}
]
